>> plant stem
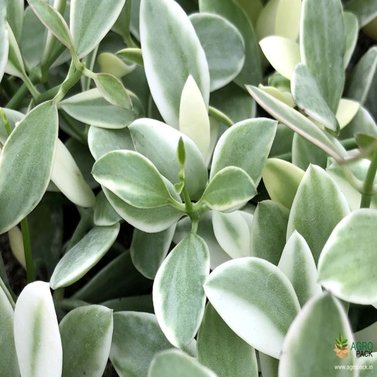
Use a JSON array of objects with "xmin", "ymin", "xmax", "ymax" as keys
[
  {"xmin": 6, "ymin": 83, "xmax": 28, "ymax": 109},
  {"xmin": 20, "ymin": 218, "xmax": 35, "ymax": 283},
  {"xmin": 360, "ymin": 149, "xmax": 377, "ymax": 208},
  {"xmin": 53, "ymin": 61, "xmax": 83, "ymax": 103}
]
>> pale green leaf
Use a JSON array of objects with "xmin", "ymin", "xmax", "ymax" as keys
[
  {"xmin": 60, "ymin": 89, "xmax": 137, "ymax": 129},
  {"xmin": 51, "ymin": 139, "xmax": 95, "ymax": 208},
  {"xmin": 93, "ymin": 150, "xmax": 175, "ymax": 209},
  {"xmin": 234, "ymin": 0, "xmax": 263, "ymax": 27},
  {"xmin": 94, "ymin": 73, "xmax": 132, "ymax": 109},
  {"xmin": 212, "ymin": 210, "xmax": 252, "ymax": 259},
  {"xmin": 0, "ymin": 278, "xmax": 19, "ymax": 377},
  {"xmin": 149, "ymin": 349, "xmax": 217, "ymax": 377},
  {"xmin": 140, "ymin": 0, "xmax": 209, "ymax": 128},
  {"xmin": 199, "ymin": 0, "xmax": 262, "ymax": 86},
  {"xmin": 250, "ymin": 200, "xmax": 289, "ymax": 265},
  {"xmin": 279, "ymin": 293, "xmax": 356, "ymax": 377},
  {"xmin": 28, "ymin": 0, "xmax": 74, "ymax": 51},
  {"xmin": 287, "ymin": 165, "xmax": 350, "ymax": 263},
  {"xmin": 256, "ymin": 0, "xmax": 301, "ymax": 40},
  {"xmin": 318, "ymin": 209, "xmax": 377, "ymax": 305},
  {"xmin": 262, "ymin": 158, "xmax": 304, "ymax": 209},
  {"xmin": 292, "ymin": 63, "xmax": 339, "ymax": 133},
  {"xmin": 111, "ymin": 312, "xmax": 172, "ymax": 377},
  {"xmin": 129, "ymin": 118, "xmax": 207, "ymax": 200},
  {"xmin": 97, "ymin": 52, "xmax": 135, "ymax": 78},
  {"xmin": 205, "ymin": 257, "xmax": 300, "ymax": 358},
  {"xmin": 300, "ymin": 0, "xmax": 345, "ymax": 112},
  {"xmin": 131, "ymin": 225, "xmax": 176, "ymax": 280},
  {"xmin": 292, "ymin": 133, "xmax": 327, "ymax": 170},
  {"xmin": 14, "ymin": 281, "xmax": 62, "ymax": 377},
  {"xmin": 344, "ymin": 12, "xmax": 359, "ymax": 68},
  {"xmin": 5, "ymin": 22, "xmax": 25, "ymax": 78},
  {"xmin": 354, "ymin": 322, "xmax": 377, "ymax": 351},
  {"xmin": 0, "ymin": 108, "xmax": 22, "ymax": 144},
  {"xmin": 0, "ymin": 1, "xmax": 8, "ymax": 82},
  {"xmin": 278, "ymin": 231, "xmax": 322, "ymax": 306},
  {"xmin": 259, "ymin": 353, "xmax": 279, "ymax": 377},
  {"xmin": 258, "ymin": 85, "xmax": 295, "ymax": 107},
  {"xmin": 198, "ymin": 304, "xmax": 258, "ymax": 377},
  {"xmin": 0, "ymin": 102, "xmax": 58, "ymax": 234},
  {"xmin": 60, "ymin": 305, "xmax": 113, "ymax": 377},
  {"xmin": 190, "ymin": 13, "xmax": 245, "ymax": 91},
  {"xmin": 358, "ymin": 355, "xmax": 377, "ymax": 377},
  {"xmin": 201, "ymin": 167, "xmax": 256, "ymax": 212},
  {"xmin": 336, "ymin": 99, "xmax": 360, "ymax": 130},
  {"xmin": 153, "ymin": 234, "xmax": 210, "ymax": 348},
  {"xmin": 5, "ymin": 0, "xmax": 23, "ymax": 42},
  {"xmin": 247, "ymin": 86, "xmax": 347, "ymax": 161},
  {"xmin": 210, "ymin": 118, "xmax": 277, "ymax": 185},
  {"xmin": 344, "ymin": 0, "xmax": 377, "ymax": 27},
  {"xmin": 88, "ymin": 125, "xmax": 134, "ymax": 160},
  {"xmin": 103, "ymin": 188, "xmax": 182, "ymax": 233},
  {"xmin": 259, "ymin": 36, "xmax": 300, "ymax": 80},
  {"xmin": 93, "ymin": 191, "xmax": 121, "ymax": 226},
  {"xmin": 8, "ymin": 226, "xmax": 26, "ymax": 268},
  {"xmin": 70, "ymin": 0, "xmax": 125, "ymax": 57},
  {"xmin": 50, "ymin": 224, "xmax": 120, "ymax": 289},
  {"xmin": 179, "ymin": 75, "xmax": 210, "ymax": 160}
]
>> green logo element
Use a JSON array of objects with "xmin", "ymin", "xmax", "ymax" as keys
[{"xmin": 334, "ymin": 334, "xmax": 349, "ymax": 359}]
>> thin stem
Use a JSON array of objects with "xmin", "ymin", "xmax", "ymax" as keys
[
  {"xmin": 22, "ymin": 73, "xmax": 40, "ymax": 100},
  {"xmin": 360, "ymin": 150, "xmax": 377, "ymax": 208},
  {"xmin": 6, "ymin": 83, "xmax": 28, "ymax": 109},
  {"xmin": 53, "ymin": 61, "xmax": 83, "ymax": 103},
  {"xmin": 20, "ymin": 218, "xmax": 36, "ymax": 283}
]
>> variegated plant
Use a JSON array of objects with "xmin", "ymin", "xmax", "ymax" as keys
[{"xmin": 1, "ymin": 0, "xmax": 377, "ymax": 376}]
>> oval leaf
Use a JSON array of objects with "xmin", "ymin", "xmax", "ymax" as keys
[
  {"xmin": 140, "ymin": 0, "xmax": 209, "ymax": 128},
  {"xmin": 205, "ymin": 257, "xmax": 300, "ymax": 358},
  {"xmin": 318, "ymin": 209, "xmax": 377, "ymax": 305},
  {"xmin": 93, "ymin": 150, "xmax": 174, "ymax": 209},
  {"xmin": 14, "ymin": 281, "xmax": 62, "ymax": 377},
  {"xmin": 50, "ymin": 224, "xmax": 120, "ymax": 289},
  {"xmin": 287, "ymin": 165, "xmax": 350, "ymax": 263},
  {"xmin": 93, "ymin": 191, "xmax": 121, "ymax": 226},
  {"xmin": 60, "ymin": 305, "xmax": 113, "ymax": 377},
  {"xmin": 201, "ymin": 167, "xmax": 256, "ymax": 212},
  {"xmin": 70, "ymin": 0, "xmax": 125, "ymax": 58},
  {"xmin": 0, "ymin": 102, "xmax": 58, "ymax": 234},
  {"xmin": 110, "ymin": 312, "xmax": 172, "ymax": 377},
  {"xmin": 0, "ymin": 1, "xmax": 8, "ymax": 82},
  {"xmin": 153, "ymin": 233, "xmax": 210, "ymax": 348}
]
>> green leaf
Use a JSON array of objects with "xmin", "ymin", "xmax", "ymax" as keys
[
  {"xmin": 153, "ymin": 233, "xmax": 210, "ymax": 348},
  {"xmin": 344, "ymin": 0, "xmax": 377, "ymax": 27},
  {"xmin": 88, "ymin": 125, "xmax": 134, "ymax": 160},
  {"xmin": 110, "ymin": 312, "xmax": 172, "ymax": 377},
  {"xmin": 0, "ymin": 0, "xmax": 8, "ymax": 83},
  {"xmin": 212, "ymin": 210, "xmax": 252, "ymax": 259},
  {"xmin": 97, "ymin": 52, "xmax": 136, "ymax": 78},
  {"xmin": 262, "ymin": 158, "xmax": 304, "ymax": 209},
  {"xmin": 5, "ymin": 0, "xmax": 23, "ymax": 42},
  {"xmin": 14, "ymin": 281, "xmax": 62, "ymax": 377},
  {"xmin": 5, "ymin": 22, "xmax": 25, "ymax": 78},
  {"xmin": 93, "ymin": 150, "xmax": 175, "ymax": 209},
  {"xmin": 346, "ymin": 46, "xmax": 377, "ymax": 105},
  {"xmin": 179, "ymin": 75, "xmax": 210, "ymax": 160},
  {"xmin": 343, "ymin": 12, "xmax": 359, "ymax": 68},
  {"xmin": 336, "ymin": 99, "xmax": 360, "ymax": 130},
  {"xmin": 129, "ymin": 118, "xmax": 207, "ymax": 200},
  {"xmin": 60, "ymin": 89, "xmax": 137, "ymax": 129},
  {"xmin": 149, "ymin": 350, "xmax": 217, "ymax": 377},
  {"xmin": 278, "ymin": 231, "xmax": 322, "ymax": 306},
  {"xmin": 27, "ymin": 0, "xmax": 74, "ymax": 51},
  {"xmin": 199, "ymin": 0, "xmax": 262, "ymax": 86},
  {"xmin": 358, "ymin": 355, "xmax": 377, "ymax": 377},
  {"xmin": 318, "ymin": 209, "xmax": 377, "ymax": 305},
  {"xmin": 190, "ymin": 13, "xmax": 245, "ymax": 91},
  {"xmin": 198, "ymin": 304, "xmax": 258, "ymax": 377},
  {"xmin": 51, "ymin": 139, "xmax": 95, "ymax": 208},
  {"xmin": 94, "ymin": 191, "xmax": 121, "ymax": 226},
  {"xmin": 0, "ymin": 278, "xmax": 19, "ymax": 377},
  {"xmin": 70, "ymin": 0, "xmax": 125, "ymax": 58},
  {"xmin": 50, "ymin": 224, "xmax": 120, "ymax": 289},
  {"xmin": 103, "ymin": 188, "xmax": 183, "ymax": 233},
  {"xmin": 0, "ymin": 102, "xmax": 58, "ymax": 234},
  {"xmin": 201, "ymin": 167, "xmax": 256, "ymax": 212},
  {"xmin": 259, "ymin": 36, "xmax": 300, "ymax": 80},
  {"xmin": 292, "ymin": 63, "xmax": 339, "ymax": 133},
  {"xmin": 93, "ymin": 73, "xmax": 132, "ymax": 109},
  {"xmin": 140, "ymin": 0, "xmax": 209, "ymax": 128},
  {"xmin": 247, "ymin": 86, "xmax": 346, "ymax": 161},
  {"xmin": 131, "ymin": 225, "xmax": 176, "ymax": 280},
  {"xmin": 205, "ymin": 257, "xmax": 300, "ymax": 358},
  {"xmin": 0, "ymin": 108, "xmax": 22, "ymax": 144},
  {"xmin": 60, "ymin": 305, "xmax": 113, "ymax": 377},
  {"xmin": 300, "ymin": 0, "xmax": 345, "ymax": 113},
  {"xmin": 250, "ymin": 200, "xmax": 289, "ymax": 265},
  {"xmin": 279, "ymin": 293, "xmax": 355, "ymax": 377},
  {"xmin": 210, "ymin": 118, "xmax": 277, "ymax": 185},
  {"xmin": 292, "ymin": 133, "xmax": 327, "ymax": 170},
  {"xmin": 287, "ymin": 165, "xmax": 350, "ymax": 263}
]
